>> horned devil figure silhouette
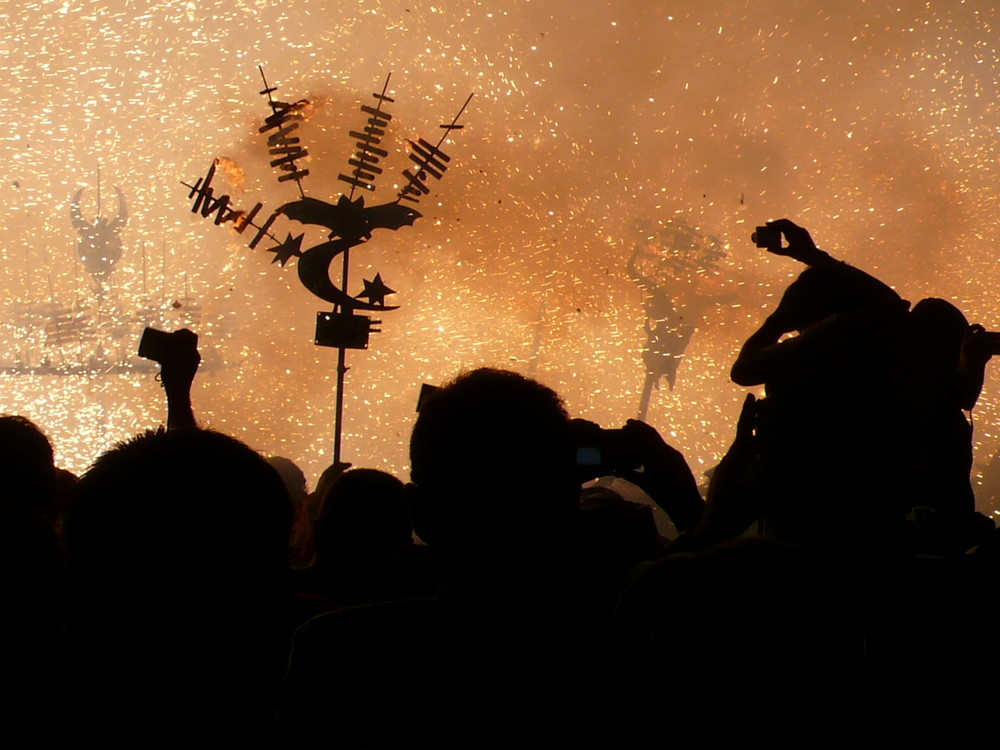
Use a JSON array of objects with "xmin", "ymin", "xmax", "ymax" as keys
[{"xmin": 70, "ymin": 185, "xmax": 128, "ymax": 285}]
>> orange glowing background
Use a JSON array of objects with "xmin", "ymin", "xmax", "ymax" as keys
[{"xmin": 2, "ymin": 1, "xmax": 1000, "ymax": 509}]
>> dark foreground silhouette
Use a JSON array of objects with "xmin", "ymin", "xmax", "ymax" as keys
[{"xmin": 2, "ymin": 219, "xmax": 999, "ymax": 748}]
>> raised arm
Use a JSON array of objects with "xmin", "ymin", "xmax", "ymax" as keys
[
  {"xmin": 627, "ymin": 244, "xmax": 653, "ymax": 288},
  {"xmin": 161, "ymin": 332, "xmax": 200, "ymax": 430},
  {"xmin": 139, "ymin": 328, "xmax": 201, "ymax": 430},
  {"xmin": 757, "ymin": 218, "xmax": 839, "ymax": 268},
  {"xmin": 732, "ymin": 219, "xmax": 859, "ymax": 386},
  {"xmin": 666, "ymin": 394, "xmax": 761, "ymax": 553},
  {"xmin": 616, "ymin": 419, "xmax": 705, "ymax": 534},
  {"xmin": 730, "ymin": 313, "xmax": 795, "ymax": 386}
]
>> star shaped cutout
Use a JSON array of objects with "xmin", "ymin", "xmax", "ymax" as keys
[
  {"xmin": 268, "ymin": 233, "xmax": 304, "ymax": 266},
  {"xmin": 355, "ymin": 273, "xmax": 397, "ymax": 307}
]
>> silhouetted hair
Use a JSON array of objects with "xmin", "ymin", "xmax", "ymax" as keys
[
  {"xmin": 313, "ymin": 468, "xmax": 410, "ymax": 570},
  {"xmin": 409, "ymin": 368, "xmax": 577, "ymax": 545},
  {"xmin": 267, "ymin": 455, "xmax": 308, "ymax": 513},
  {"xmin": 65, "ymin": 428, "xmax": 291, "ymax": 585},
  {"xmin": 0, "ymin": 415, "xmax": 57, "ymax": 524}
]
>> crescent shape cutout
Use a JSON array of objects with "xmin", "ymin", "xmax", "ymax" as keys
[{"xmin": 296, "ymin": 239, "xmax": 399, "ymax": 312}]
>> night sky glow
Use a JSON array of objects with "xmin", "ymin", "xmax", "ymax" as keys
[{"xmin": 3, "ymin": 1, "xmax": 1000, "ymax": 505}]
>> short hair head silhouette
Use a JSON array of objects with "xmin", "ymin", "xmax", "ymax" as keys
[{"xmin": 408, "ymin": 368, "xmax": 577, "ymax": 557}]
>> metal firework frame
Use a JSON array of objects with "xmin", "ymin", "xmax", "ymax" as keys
[{"xmin": 182, "ymin": 67, "xmax": 472, "ymax": 463}]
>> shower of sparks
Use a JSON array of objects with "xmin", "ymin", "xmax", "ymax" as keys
[{"xmin": 3, "ymin": 1, "xmax": 1000, "ymax": 512}]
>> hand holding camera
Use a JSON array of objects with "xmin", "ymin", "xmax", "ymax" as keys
[
  {"xmin": 138, "ymin": 326, "xmax": 200, "ymax": 363},
  {"xmin": 962, "ymin": 325, "xmax": 1000, "ymax": 364},
  {"xmin": 569, "ymin": 419, "xmax": 639, "ymax": 482},
  {"xmin": 138, "ymin": 327, "xmax": 201, "ymax": 429},
  {"xmin": 570, "ymin": 417, "xmax": 704, "ymax": 533},
  {"xmin": 139, "ymin": 327, "xmax": 201, "ymax": 382},
  {"xmin": 752, "ymin": 218, "xmax": 830, "ymax": 266}
]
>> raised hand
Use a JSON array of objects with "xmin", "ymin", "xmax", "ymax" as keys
[
  {"xmin": 616, "ymin": 419, "xmax": 704, "ymax": 533},
  {"xmin": 698, "ymin": 393, "xmax": 761, "ymax": 540},
  {"xmin": 760, "ymin": 218, "xmax": 833, "ymax": 266}
]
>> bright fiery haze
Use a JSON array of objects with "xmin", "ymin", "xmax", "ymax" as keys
[{"xmin": 2, "ymin": 1, "xmax": 999, "ymax": 508}]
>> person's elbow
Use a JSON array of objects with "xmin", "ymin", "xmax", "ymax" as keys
[{"xmin": 730, "ymin": 359, "xmax": 764, "ymax": 386}]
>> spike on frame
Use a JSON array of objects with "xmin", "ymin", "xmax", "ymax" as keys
[
  {"xmin": 337, "ymin": 75, "xmax": 394, "ymax": 198},
  {"xmin": 180, "ymin": 162, "xmax": 287, "ymax": 256},
  {"xmin": 258, "ymin": 66, "xmax": 311, "ymax": 197},
  {"xmin": 396, "ymin": 93, "xmax": 474, "ymax": 206}
]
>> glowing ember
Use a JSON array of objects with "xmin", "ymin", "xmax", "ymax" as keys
[{"xmin": 214, "ymin": 156, "xmax": 247, "ymax": 193}]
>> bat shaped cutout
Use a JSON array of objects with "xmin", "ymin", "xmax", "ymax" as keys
[{"xmin": 276, "ymin": 194, "xmax": 421, "ymax": 245}]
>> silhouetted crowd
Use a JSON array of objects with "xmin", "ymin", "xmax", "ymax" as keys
[{"xmin": 3, "ymin": 220, "xmax": 1000, "ymax": 748}]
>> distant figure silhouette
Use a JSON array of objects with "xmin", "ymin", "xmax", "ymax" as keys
[
  {"xmin": 70, "ymin": 185, "xmax": 127, "ymax": 284},
  {"xmin": 627, "ymin": 222, "xmax": 732, "ymax": 418},
  {"xmin": 291, "ymin": 468, "xmax": 437, "ymax": 607}
]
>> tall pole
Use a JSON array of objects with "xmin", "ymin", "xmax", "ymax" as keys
[
  {"xmin": 334, "ymin": 346, "xmax": 347, "ymax": 466},
  {"xmin": 333, "ymin": 246, "xmax": 350, "ymax": 466},
  {"xmin": 333, "ymin": 72, "xmax": 389, "ymax": 467}
]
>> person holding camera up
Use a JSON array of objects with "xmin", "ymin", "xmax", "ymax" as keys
[
  {"xmin": 731, "ymin": 219, "xmax": 914, "ymax": 554},
  {"xmin": 137, "ymin": 326, "xmax": 201, "ymax": 430},
  {"xmin": 733, "ymin": 218, "xmax": 1000, "ymax": 557}
]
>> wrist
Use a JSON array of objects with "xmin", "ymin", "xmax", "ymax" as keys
[
  {"xmin": 164, "ymin": 387, "xmax": 193, "ymax": 403},
  {"xmin": 799, "ymin": 246, "xmax": 827, "ymax": 263}
]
